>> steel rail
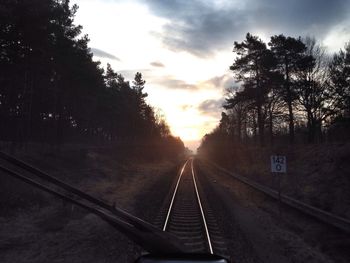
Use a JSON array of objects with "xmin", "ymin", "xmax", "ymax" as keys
[
  {"xmin": 162, "ymin": 160, "xmax": 189, "ymax": 231},
  {"xmin": 191, "ymin": 159, "xmax": 213, "ymax": 254},
  {"xmin": 163, "ymin": 158, "xmax": 214, "ymax": 254}
]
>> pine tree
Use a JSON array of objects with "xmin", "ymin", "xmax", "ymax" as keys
[
  {"xmin": 230, "ymin": 33, "xmax": 275, "ymax": 146},
  {"xmin": 269, "ymin": 34, "xmax": 306, "ymax": 143}
]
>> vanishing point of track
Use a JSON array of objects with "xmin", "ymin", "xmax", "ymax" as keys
[{"xmin": 159, "ymin": 158, "xmax": 227, "ymax": 255}]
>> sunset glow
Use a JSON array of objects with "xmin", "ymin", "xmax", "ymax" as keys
[{"xmin": 72, "ymin": 0, "xmax": 350, "ymax": 151}]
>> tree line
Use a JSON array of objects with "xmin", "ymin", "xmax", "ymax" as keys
[
  {"xmin": 0, "ymin": 0, "xmax": 184, "ymax": 155},
  {"xmin": 199, "ymin": 33, "xmax": 350, "ymax": 156}
]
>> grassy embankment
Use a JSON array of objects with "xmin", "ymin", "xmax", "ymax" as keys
[
  {"xmin": 207, "ymin": 143, "xmax": 350, "ymax": 219},
  {"xmin": 0, "ymin": 145, "xmax": 181, "ymax": 262}
]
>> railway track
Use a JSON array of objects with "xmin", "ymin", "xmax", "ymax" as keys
[
  {"xmin": 0, "ymin": 151, "xmax": 229, "ymax": 258},
  {"xmin": 155, "ymin": 158, "xmax": 228, "ymax": 256}
]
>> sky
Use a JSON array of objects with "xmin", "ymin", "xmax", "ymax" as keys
[{"xmin": 71, "ymin": 0, "xmax": 350, "ymax": 152}]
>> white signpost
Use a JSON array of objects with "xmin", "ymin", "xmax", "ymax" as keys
[
  {"xmin": 271, "ymin": 155, "xmax": 287, "ymax": 217},
  {"xmin": 271, "ymin": 155, "xmax": 287, "ymax": 173}
]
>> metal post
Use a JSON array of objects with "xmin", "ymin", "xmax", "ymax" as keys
[{"xmin": 278, "ymin": 174, "xmax": 282, "ymax": 218}]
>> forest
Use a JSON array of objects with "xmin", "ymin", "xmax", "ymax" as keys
[
  {"xmin": 0, "ymin": 0, "xmax": 184, "ymax": 158},
  {"xmin": 199, "ymin": 33, "xmax": 350, "ymax": 158}
]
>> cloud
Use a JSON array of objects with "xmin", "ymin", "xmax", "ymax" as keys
[
  {"xmin": 91, "ymin": 48, "xmax": 120, "ymax": 60},
  {"xmin": 151, "ymin": 73, "xmax": 234, "ymax": 92},
  {"xmin": 117, "ymin": 69, "xmax": 152, "ymax": 81},
  {"xmin": 150, "ymin": 4, "xmax": 247, "ymax": 57},
  {"xmin": 150, "ymin": 61, "xmax": 165, "ymax": 67},
  {"xmin": 180, "ymin": 104, "xmax": 193, "ymax": 111},
  {"xmin": 203, "ymin": 74, "xmax": 233, "ymax": 91},
  {"xmin": 197, "ymin": 98, "xmax": 224, "ymax": 117},
  {"xmin": 144, "ymin": 0, "xmax": 350, "ymax": 57},
  {"xmin": 154, "ymin": 76, "xmax": 198, "ymax": 90},
  {"xmin": 152, "ymin": 74, "xmax": 233, "ymax": 91}
]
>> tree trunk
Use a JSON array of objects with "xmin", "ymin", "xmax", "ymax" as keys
[
  {"xmin": 243, "ymin": 119, "xmax": 248, "ymax": 143},
  {"xmin": 285, "ymin": 61, "xmax": 294, "ymax": 144},
  {"xmin": 256, "ymin": 74, "xmax": 264, "ymax": 146},
  {"xmin": 237, "ymin": 111, "xmax": 242, "ymax": 141},
  {"xmin": 252, "ymin": 114, "xmax": 257, "ymax": 144},
  {"xmin": 257, "ymin": 104, "xmax": 265, "ymax": 146},
  {"xmin": 287, "ymin": 99, "xmax": 295, "ymax": 143},
  {"xmin": 269, "ymin": 109, "xmax": 273, "ymax": 145},
  {"xmin": 307, "ymin": 110, "xmax": 315, "ymax": 143}
]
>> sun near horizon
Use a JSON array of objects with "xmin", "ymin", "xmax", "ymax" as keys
[{"xmin": 71, "ymin": 0, "xmax": 350, "ymax": 152}]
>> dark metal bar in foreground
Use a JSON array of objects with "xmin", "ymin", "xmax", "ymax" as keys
[{"xmin": 0, "ymin": 151, "xmax": 188, "ymax": 254}]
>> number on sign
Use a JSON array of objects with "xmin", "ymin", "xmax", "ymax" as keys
[
  {"xmin": 271, "ymin": 155, "xmax": 287, "ymax": 173},
  {"xmin": 273, "ymin": 156, "xmax": 284, "ymax": 164}
]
